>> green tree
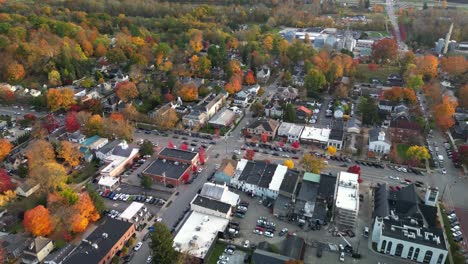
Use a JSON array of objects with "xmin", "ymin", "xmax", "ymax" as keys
[
  {"xmin": 139, "ymin": 140, "xmax": 155, "ymax": 156},
  {"xmin": 250, "ymin": 102, "xmax": 264, "ymax": 117},
  {"xmin": 85, "ymin": 183, "xmax": 106, "ymax": 213},
  {"xmin": 304, "ymin": 69, "xmax": 326, "ymax": 98},
  {"xmin": 150, "ymin": 222, "xmax": 179, "ymax": 264},
  {"xmin": 300, "ymin": 153, "xmax": 325, "ymax": 174},
  {"xmin": 357, "ymin": 96, "xmax": 381, "ymax": 125},
  {"xmin": 407, "ymin": 75, "xmax": 424, "ymax": 90},
  {"xmin": 141, "ymin": 175, "xmax": 153, "ymax": 189},
  {"xmin": 284, "ymin": 104, "xmax": 296, "ymax": 123}
]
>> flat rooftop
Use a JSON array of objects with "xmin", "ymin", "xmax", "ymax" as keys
[
  {"xmin": 192, "ymin": 194, "xmax": 231, "ymax": 214},
  {"xmin": 173, "ymin": 211, "xmax": 229, "ymax": 259},
  {"xmin": 143, "ymin": 158, "xmax": 190, "ymax": 179},
  {"xmin": 158, "ymin": 148, "xmax": 197, "ymax": 162},
  {"xmin": 382, "ymin": 219, "xmax": 447, "ymax": 250},
  {"xmin": 335, "ymin": 171, "xmax": 359, "ymax": 211},
  {"xmin": 300, "ymin": 126, "xmax": 330, "ymax": 143},
  {"xmin": 118, "ymin": 202, "xmax": 144, "ymax": 220}
]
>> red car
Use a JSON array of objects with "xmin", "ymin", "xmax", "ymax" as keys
[
  {"xmin": 396, "ymin": 186, "xmax": 401, "ymax": 191},
  {"xmin": 389, "ymin": 186, "xmax": 395, "ymax": 191},
  {"xmin": 405, "ymin": 179, "xmax": 412, "ymax": 183}
]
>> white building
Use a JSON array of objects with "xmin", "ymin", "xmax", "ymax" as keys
[
  {"xmin": 200, "ymin": 182, "xmax": 240, "ymax": 207},
  {"xmin": 233, "ymin": 90, "xmax": 249, "ymax": 107},
  {"xmin": 98, "ymin": 176, "xmax": 120, "ymax": 191},
  {"xmin": 300, "ymin": 126, "xmax": 331, "ymax": 145},
  {"xmin": 368, "ymin": 128, "xmax": 391, "ymax": 154},
  {"xmin": 277, "ymin": 122, "xmax": 305, "ymax": 143},
  {"xmin": 334, "ymin": 171, "xmax": 359, "ymax": 230},
  {"xmin": 100, "ymin": 141, "xmax": 139, "ymax": 177},
  {"xmin": 117, "ymin": 202, "xmax": 148, "ymax": 226},
  {"xmin": 372, "ymin": 218, "xmax": 448, "ymax": 264},
  {"xmin": 190, "ymin": 194, "xmax": 232, "ymax": 219}
]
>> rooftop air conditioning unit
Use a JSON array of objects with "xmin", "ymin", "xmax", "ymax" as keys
[{"xmin": 163, "ymin": 159, "xmax": 166, "ymax": 163}]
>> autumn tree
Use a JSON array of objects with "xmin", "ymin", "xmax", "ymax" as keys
[
  {"xmin": 327, "ymin": 146, "xmax": 337, "ymax": 156},
  {"xmin": 0, "ymin": 169, "xmax": 14, "ymax": 193},
  {"xmin": 434, "ymin": 96, "xmax": 457, "ymax": 131},
  {"xmin": 0, "ymin": 86, "xmax": 15, "ymax": 105},
  {"xmin": 139, "ymin": 140, "xmax": 155, "ymax": 156},
  {"xmin": 292, "ymin": 141, "xmax": 300, "ymax": 149},
  {"xmin": 225, "ymin": 74, "xmax": 242, "ymax": 94},
  {"xmin": 440, "ymin": 56, "xmax": 468, "ymax": 76},
  {"xmin": 406, "ymin": 74, "xmax": 424, "ymax": 91},
  {"xmin": 416, "ymin": 55, "xmax": 438, "ymax": 80},
  {"xmin": 65, "ymin": 111, "xmax": 80, "ymax": 132},
  {"xmin": 383, "ymin": 87, "xmax": 416, "ymax": 103},
  {"xmin": 57, "ymin": 141, "xmax": 83, "ymax": 167},
  {"xmin": 153, "ymin": 108, "xmax": 178, "ymax": 129},
  {"xmin": 245, "ymin": 70, "xmax": 256, "ymax": 85},
  {"xmin": 25, "ymin": 139, "xmax": 55, "ymax": 168},
  {"xmin": 300, "ymin": 153, "xmax": 325, "ymax": 173},
  {"xmin": 5, "ymin": 61, "xmax": 26, "ymax": 83},
  {"xmin": 116, "ymin": 81, "xmax": 139, "ymax": 102},
  {"xmin": 371, "ymin": 38, "xmax": 398, "ymax": 63},
  {"xmin": 0, "ymin": 139, "xmax": 12, "ymax": 161},
  {"xmin": 29, "ymin": 162, "xmax": 67, "ymax": 192},
  {"xmin": 178, "ymin": 83, "xmax": 198, "ymax": 101},
  {"xmin": 47, "ymin": 88, "xmax": 76, "ymax": 111},
  {"xmin": 406, "ymin": 145, "xmax": 430, "ymax": 161},
  {"xmin": 459, "ymin": 84, "xmax": 468, "ymax": 108},
  {"xmin": 85, "ymin": 114, "xmax": 103, "ymax": 136},
  {"xmin": 188, "ymin": 29, "xmax": 203, "ymax": 53},
  {"xmin": 244, "ymin": 149, "xmax": 255, "ymax": 160},
  {"xmin": 251, "ymin": 102, "xmax": 264, "ymax": 117},
  {"xmin": 102, "ymin": 118, "xmax": 134, "ymax": 141},
  {"xmin": 284, "ymin": 159, "xmax": 294, "ymax": 169},
  {"xmin": 347, "ymin": 165, "xmax": 363, "ymax": 183},
  {"xmin": 304, "ymin": 68, "xmax": 326, "ymax": 97},
  {"xmin": 199, "ymin": 147, "xmax": 205, "ymax": 164},
  {"xmin": 180, "ymin": 142, "xmax": 189, "ymax": 151},
  {"xmin": 23, "ymin": 205, "xmax": 54, "ymax": 236},
  {"xmin": 48, "ymin": 70, "xmax": 62, "ymax": 86},
  {"xmin": 74, "ymin": 192, "xmax": 100, "ymax": 224}
]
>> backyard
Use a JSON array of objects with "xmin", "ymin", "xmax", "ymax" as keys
[{"xmin": 355, "ymin": 64, "xmax": 400, "ymax": 83}]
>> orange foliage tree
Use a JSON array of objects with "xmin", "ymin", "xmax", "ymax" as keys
[
  {"xmin": 178, "ymin": 83, "xmax": 198, "ymax": 101},
  {"xmin": 116, "ymin": 81, "xmax": 139, "ymax": 102},
  {"xmin": 0, "ymin": 86, "xmax": 15, "ymax": 105},
  {"xmin": 371, "ymin": 38, "xmax": 398, "ymax": 63},
  {"xmin": 0, "ymin": 139, "xmax": 12, "ymax": 161},
  {"xmin": 47, "ymin": 88, "xmax": 76, "ymax": 111},
  {"xmin": 4, "ymin": 61, "xmax": 26, "ymax": 83},
  {"xmin": 74, "ymin": 192, "xmax": 100, "ymax": 223},
  {"xmin": 23, "ymin": 205, "xmax": 54, "ymax": 236},
  {"xmin": 57, "ymin": 141, "xmax": 83, "ymax": 167},
  {"xmin": 459, "ymin": 84, "xmax": 468, "ymax": 108},
  {"xmin": 434, "ymin": 96, "xmax": 457, "ymax": 131},
  {"xmin": 383, "ymin": 87, "xmax": 416, "ymax": 103},
  {"xmin": 245, "ymin": 70, "xmax": 256, "ymax": 85},
  {"xmin": 440, "ymin": 56, "xmax": 468, "ymax": 76},
  {"xmin": 416, "ymin": 55, "xmax": 438, "ymax": 80},
  {"xmin": 225, "ymin": 73, "xmax": 242, "ymax": 94},
  {"xmin": 189, "ymin": 29, "xmax": 203, "ymax": 53},
  {"xmin": 109, "ymin": 112, "xmax": 124, "ymax": 121}
]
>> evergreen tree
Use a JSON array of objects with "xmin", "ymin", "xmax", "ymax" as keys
[{"xmin": 150, "ymin": 222, "xmax": 179, "ymax": 264}]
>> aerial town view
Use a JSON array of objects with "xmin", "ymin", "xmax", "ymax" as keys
[{"xmin": 0, "ymin": 0, "xmax": 467, "ymax": 263}]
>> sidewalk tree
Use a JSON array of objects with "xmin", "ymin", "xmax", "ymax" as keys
[
  {"xmin": 150, "ymin": 222, "xmax": 179, "ymax": 264},
  {"xmin": 292, "ymin": 141, "xmax": 300, "ymax": 149},
  {"xmin": 434, "ymin": 96, "xmax": 457, "ymax": 131},
  {"xmin": 154, "ymin": 108, "xmax": 178, "ymax": 130},
  {"xmin": 327, "ymin": 146, "xmax": 337, "ymax": 156},
  {"xmin": 283, "ymin": 159, "xmax": 294, "ymax": 169},
  {"xmin": 139, "ymin": 140, "xmax": 155, "ymax": 156},
  {"xmin": 141, "ymin": 175, "xmax": 153, "ymax": 189},
  {"xmin": 244, "ymin": 149, "xmax": 255, "ymax": 160},
  {"xmin": 406, "ymin": 145, "xmax": 430, "ymax": 161},
  {"xmin": 261, "ymin": 132, "xmax": 269, "ymax": 143},
  {"xmin": 168, "ymin": 140, "xmax": 175, "ymax": 149},
  {"xmin": 180, "ymin": 142, "xmax": 189, "ymax": 151},
  {"xmin": 251, "ymin": 102, "xmax": 264, "ymax": 117},
  {"xmin": 0, "ymin": 139, "xmax": 12, "ymax": 161},
  {"xmin": 300, "ymin": 153, "xmax": 325, "ymax": 174},
  {"xmin": 199, "ymin": 147, "xmax": 205, "ymax": 164},
  {"xmin": 347, "ymin": 165, "xmax": 363, "ymax": 183}
]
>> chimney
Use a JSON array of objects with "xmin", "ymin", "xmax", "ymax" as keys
[{"xmin": 378, "ymin": 131, "xmax": 385, "ymax": 141}]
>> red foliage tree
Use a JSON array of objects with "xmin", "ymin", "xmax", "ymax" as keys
[
  {"xmin": 23, "ymin": 113, "xmax": 37, "ymax": 121},
  {"xmin": 69, "ymin": 104, "xmax": 81, "ymax": 112},
  {"xmin": 192, "ymin": 165, "xmax": 197, "ymax": 173},
  {"xmin": 245, "ymin": 70, "xmax": 256, "ymax": 85},
  {"xmin": 109, "ymin": 112, "xmax": 124, "ymax": 121},
  {"xmin": 199, "ymin": 147, "xmax": 205, "ymax": 165},
  {"xmin": 180, "ymin": 143, "xmax": 189, "ymax": 151},
  {"xmin": 164, "ymin": 92, "xmax": 175, "ymax": 102},
  {"xmin": 42, "ymin": 113, "xmax": 59, "ymax": 133},
  {"xmin": 368, "ymin": 63, "xmax": 378, "ymax": 71},
  {"xmin": 278, "ymin": 140, "xmax": 285, "ymax": 147},
  {"xmin": 65, "ymin": 112, "xmax": 80, "ymax": 132},
  {"xmin": 459, "ymin": 145, "xmax": 468, "ymax": 166},
  {"xmin": 348, "ymin": 165, "xmax": 363, "ymax": 183},
  {"xmin": 0, "ymin": 169, "xmax": 14, "ymax": 193},
  {"xmin": 244, "ymin": 149, "xmax": 255, "ymax": 160},
  {"xmin": 168, "ymin": 140, "xmax": 175, "ymax": 149},
  {"xmin": 371, "ymin": 38, "xmax": 398, "ymax": 63},
  {"xmin": 182, "ymin": 172, "xmax": 190, "ymax": 183},
  {"xmin": 261, "ymin": 132, "xmax": 269, "ymax": 143},
  {"xmin": 291, "ymin": 141, "xmax": 300, "ymax": 149}
]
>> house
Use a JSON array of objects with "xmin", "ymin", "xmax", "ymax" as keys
[
  {"xmin": 100, "ymin": 141, "xmax": 139, "ymax": 177},
  {"xmin": 15, "ymin": 183, "xmax": 40, "ymax": 197},
  {"xmin": 183, "ymin": 92, "xmax": 227, "ymax": 128},
  {"xmin": 64, "ymin": 218, "xmax": 136, "ymax": 264},
  {"xmin": 264, "ymin": 103, "xmax": 283, "ymax": 118},
  {"xmin": 277, "ymin": 122, "xmax": 304, "ymax": 143},
  {"xmin": 256, "ymin": 66, "xmax": 271, "ymax": 83},
  {"xmin": 117, "ymin": 202, "xmax": 149, "ymax": 228},
  {"xmin": 451, "ymin": 112, "xmax": 468, "ymax": 141},
  {"xmin": 245, "ymin": 118, "xmax": 280, "ymax": 139},
  {"xmin": 386, "ymin": 73, "xmax": 404, "ymax": 87},
  {"xmin": 233, "ymin": 90, "xmax": 249, "ymax": 107},
  {"xmin": 300, "ymin": 126, "xmax": 331, "ymax": 146},
  {"xmin": 68, "ymin": 131, "xmax": 86, "ymax": 144},
  {"xmin": 275, "ymin": 86, "xmax": 299, "ymax": 101},
  {"xmin": 0, "ymin": 233, "xmax": 30, "ymax": 261},
  {"xmin": 296, "ymin": 106, "xmax": 312, "ymax": 123},
  {"xmin": 208, "ymin": 108, "xmax": 236, "ymax": 128},
  {"xmin": 328, "ymin": 120, "xmax": 344, "ymax": 150},
  {"xmin": 334, "ymin": 171, "xmax": 359, "ymax": 230},
  {"xmin": 389, "ymin": 113, "xmax": 421, "ymax": 143},
  {"xmin": 346, "ymin": 117, "xmax": 361, "ymax": 134},
  {"xmin": 21, "ymin": 237, "xmax": 54, "ymax": 264},
  {"xmin": 369, "ymin": 128, "xmax": 391, "ymax": 154},
  {"xmin": 232, "ymin": 159, "xmax": 289, "ymax": 199},
  {"xmin": 96, "ymin": 140, "xmax": 121, "ymax": 160},
  {"xmin": 98, "ymin": 176, "xmax": 120, "ymax": 191},
  {"xmin": 246, "ymin": 84, "xmax": 261, "ymax": 95},
  {"xmin": 372, "ymin": 184, "xmax": 447, "ymax": 264},
  {"xmin": 214, "ymin": 159, "xmax": 238, "ymax": 185},
  {"xmin": 199, "ymin": 182, "xmax": 240, "ymax": 206},
  {"xmin": 149, "ymin": 102, "xmax": 174, "ymax": 119}
]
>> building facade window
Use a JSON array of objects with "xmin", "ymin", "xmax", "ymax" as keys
[
  {"xmin": 380, "ymin": 240, "xmax": 387, "ymax": 253},
  {"xmin": 413, "ymin": 248, "xmax": 420, "ymax": 261},
  {"xmin": 436, "ymin": 253, "xmax": 444, "ymax": 264},
  {"xmin": 386, "ymin": 241, "xmax": 393, "ymax": 254},
  {"xmin": 407, "ymin": 247, "xmax": 414, "ymax": 259},
  {"xmin": 423, "ymin": 250, "xmax": 433, "ymax": 264},
  {"xmin": 395, "ymin": 243, "xmax": 404, "ymax": 257}
]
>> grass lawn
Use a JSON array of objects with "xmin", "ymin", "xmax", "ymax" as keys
[
  {"xmin": 396, "ymin": 144, "xmax": 410, "ymax": 160},
  {"xmin": 69, "ymin": 160, "xmax": 99, "ymax": 184},
  {"xmin": 206, "ymin": 243, "xmax": 226, "ymax": 264},
  {"xmin": 355, "ymin": 64, "xmax": 400, "ymax": 83},
  {"xmin": 439, "ymin": 204, "xmax": 465, "ymax": 264},
  {"xmin": 366, "ymin": 31, "xmax": 390, "ymax": 38}
]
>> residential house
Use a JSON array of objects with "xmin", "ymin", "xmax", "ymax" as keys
[
  {"xmin": 15, "ymin": 183, "xmax": 40, "ymax": 197},
  {"xmin": 208, "ymin": 108, "xmax": 236, "ymax": 128},
  {"xmin": 451, "ymin": 112, "xmax": 468, "ymax": 141},
  {"xmin": 296, "ymin": 106, "xmax": 312, "ymax": 123},
  {"xmin": 246, "ymin": 84, "xmax": 261, "ymax": 95},
  {"xmin": 0, "ymin": 233, "xmax": 30, "ymax": 262},
  {"xmin": 100, "ymin": 141, "xmax": 139, "ymax": 177},
  {"xmin": 96, "ymin": 140, "xmax": 121, "ymax": 160},
  {"xmin": 368, "ymin": 128, "xmax": 391, "ymax": 154},
  {"xmin": 328, "ymin": 120, "xmax": 344, "ymax": 150},
  {"xmin": 388, "ymin": 113, "xmax": 421, "ymax": 143},
  {"xmin": 68, "ymin": 131, "xmax": 86, "ymax": 144},
  {"xmin": 21, "ymin": 237, "xmax": 54, "ymax": 264},
  {"xmin": 256, "ymin": 66, "xmax": 271, "ymax": 83},
  {"xmin": 277, "ymin": 122, "xmax": 304, "ymax": 143},
  {"xmin": 386, "ymin": 73, "xmax": 404, "ymax": 87},
  {"xmin": 64, "ymin": 218, "xmax": 136, "ymax": 264},
  {"xmin": 245, "ymin": 118, "xmax": 280, "ymax": 139},
  {"xmin": 233, "ymin": 90, "xmax": 249, "ymax": 107},
  {"xmin": 264, "ymin": 103, "xmax": 283, "ymax": 118},
  {"xmin": 346, "ymin": 117, "xmax": 361, "ymax": 134},
  {"xmin": 275, "ymin": 86, "xmax": 299, "ymax": 101},
  {"xmin": 214, "ymin": 159, "xmax": 238, "ymax": 185}
]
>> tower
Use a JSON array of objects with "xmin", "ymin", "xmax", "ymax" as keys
[{"xmin": 443, "ymin": 23, "xmax": 453, "ymax": 54}]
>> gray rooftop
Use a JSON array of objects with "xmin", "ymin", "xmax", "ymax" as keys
[
  {"xmin": 143, "ymin": 159, "xmax": 190, "ymax": 179},
  {"xmin": 158, "ymin": 148, "xmax": 198, "ymax": 162}
]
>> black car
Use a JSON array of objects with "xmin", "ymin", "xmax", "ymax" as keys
[
  {"xmin": 145, "ymin": 130, "xmax": 151, "ymax": 134},
  {"xmin": 182, "ymin": 137, "xmax": 188, "ymax": 140},
  {"xmin": 190, "ymin": 143, "xmax": 197, "ymax": 146},
  {"xmin": 209, "ymin": 141, "xmax": 216, "ymax": 145},
  {"xmin": 273, "ymin": 153, "xmax": 279, "ymax": 156},
  {"xmin": 316, "ymin": 246, "xmax": 323, "ymax": 258}
]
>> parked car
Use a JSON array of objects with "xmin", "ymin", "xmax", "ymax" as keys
[
  {"xmin": 243, "ymin": 240, "xmax": 250, "ymax": 248},
  {"xmin": 339, "ymin": 252, "xmax": 345, "ymax": 262},
  {"xmin": 264, "ymin": 231, "xmax": 274, "ymax": 238},
  {"xmin": 279, "ymin": 228, "xmax": 288, "ymax": 236},
  {"xmin": 389, "ymin": 175, "xmax": 400, "ymax": 181},
  {"xmin": 134, "ymin": 242, "xmax": 143, "ymax": 251}
]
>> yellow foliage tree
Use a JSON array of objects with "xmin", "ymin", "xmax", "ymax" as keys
[
  {"xmin": 0, "ymin": 139, "xmax": 12, "ymax": 161},
  {"xmin": 327, "ymin": 146, "xmax": 337, "ymax": 156},
  {"xmin": 300, "ymin": 153, "xmax": 325, "ymax": 174},
  {"xmin": 29, "ymin": 162, "xmax": 67, "ymax": 192},
  {"xmin": 25, "ymin": 139, "xmax": 55, "ymax": 169},
  {"xmin": 47, "ymin": 88, "xmax": 76, "ymax": 111},
  {"xmin": 85, "ymin": 114, "xmax": 103, "ymax": 136},
  {"xmin": 57, "ymin": 141, "xmax": 83, "ymax": 167},
  {"xmin": 0, "ymin": 190, "xmax": 16, "ymax": 207},
  {"xmin": 406, "ymin": 145, "xmax": 430, "ymax": 161},
  {"xmin": 283, "ymin": 159, "xmax": 294, "ymax": 169},
  {"xmin": 153, "ymin": 108, "xmax": 179, "ymax": 129},
  {"xmin": 189, "ymin": 29, "xmax": 203, "ymax": 53}
]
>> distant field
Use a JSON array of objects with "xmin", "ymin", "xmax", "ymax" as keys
[{"xmin": 355, "ymin": 64, "xmax": 400, "ymax": 82}]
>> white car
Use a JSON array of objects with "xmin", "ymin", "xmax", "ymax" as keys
[
  {"xmin": 145, "ymin": 196, "xmax": 153, "ymax": 203},
  {"xmin": 253, "ymin": 229, "xmax": 263, "ymax": 235},
  {"xmin": 146, "ymin": 256, "xmax": 152, "ymax": 263},
  {"xmin": 134, "ymin": 242, "xmax": 143, "ymax": 251},
  {"xmin": 113, "ymin": 193, "xmax": 121, "ymax": 200},
  {"xmin": 219, "ymin": 255, "xmax": 229, "ymax": 261},
  {"xmin": 453, "ymin": 231, "xmax": 463, "ymax": 237},
  {"xmin": 244, "ymin": 240, "xmax": 250, "ymax": 248},
  {"xmin": 224, "ymin": 248, "xmax": 234, "ymax": 255},
  {"xmin": 198, "ymin": 168, "xmax": 203, "ymax": 173},
  {"xmin": 389, "ymin": 176, "xmax": 400, "ymax": 181},
  {"xmin": 401, "ymin": 167, "xmax": 407, "ymax": 173},
  {"xmin": 264, "ymin": 231, "xmax": 274, "ymax": 238},
  {"xmin": 237, "ymin": 206, "xmax": 248, "ymax": 212},
  {"xmin": 451, "ymin": 226, "xmax": 461, "ymax": 232},
  {"xmin": 442, "ymin": 169, "xmax": 447, "ymax": 174},
  {"xmin": 339, "ymin": 252, "xmax": 345, "ymax": 262}
]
